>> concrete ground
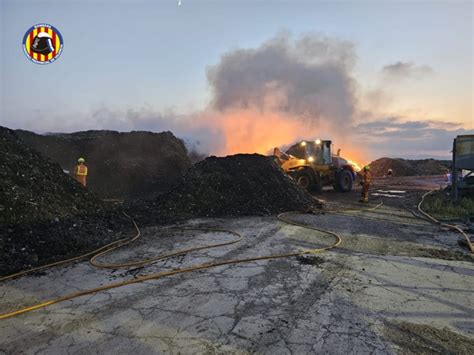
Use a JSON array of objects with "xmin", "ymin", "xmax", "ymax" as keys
[{"xmin": 1, "ymin": 176, "xmax": 473, "ymax": 354}]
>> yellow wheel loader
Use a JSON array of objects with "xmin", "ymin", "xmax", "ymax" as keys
[{"xmin": 274, "ymin": 140, "xmax": 357, "ymax": 192}]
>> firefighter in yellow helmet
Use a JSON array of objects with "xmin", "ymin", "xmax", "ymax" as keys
[
  {"xmin": 359, "ymin": 165, "xmax": 372, "ymax": 203},
  {"xmin": 74, "ymin": 157, "xmax": 88, "ymax": 187}
]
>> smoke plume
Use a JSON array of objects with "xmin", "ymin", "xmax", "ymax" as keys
[
  {"xmin": 84, "ymin": 33, "xmax": 362, "ymax": 160},
  {"xmin": 182, "ymin": 32, "xmax": 363, "ymax": 161},
  {"xmin": 14, "ymin": 32, "xmax": 365, "ymax": 162},
  {"xmin": 207, "ymin": 33, "xmax": 357, "ymax": 128}
]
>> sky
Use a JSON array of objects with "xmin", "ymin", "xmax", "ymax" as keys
[{"xmin": 0, "ymin": 0, "xmax": 473, "ymax": 161}]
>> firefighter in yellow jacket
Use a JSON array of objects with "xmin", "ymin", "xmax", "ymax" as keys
[
  {"xmin": 359, "ymin": 165, "xmax": 372, "ymax": 203},
  {"xmin": 74, "ymin": 157, "xmax": 88, "ymax": 187}
]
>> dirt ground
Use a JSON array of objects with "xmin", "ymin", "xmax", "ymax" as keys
[{"xmin": 1, "ymin": 176, "xmax": 473, "ymax": 354}]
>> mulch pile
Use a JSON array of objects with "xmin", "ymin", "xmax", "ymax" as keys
[
  {"xmin": 369, "ymin": 157, "xmax": 450, "ymax": 177},
  {"xmin": 1, "ymin": 128, "xmax": 319, "ymax": 276},
  {"xmin": 0, "ymin": 127, "xmax": 129, "ymax": 276},
  {"xmin": 16, "ymin": 129, "xmax": 192, "ymax": 199},
  {"xmin": 129, "ymin": 154, "xmax": 320, "ymax": 225}
]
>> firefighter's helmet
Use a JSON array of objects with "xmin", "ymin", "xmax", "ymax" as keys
[{"xmin": 31, "ymin": 32, "xmax": 54, "ymax": 55}]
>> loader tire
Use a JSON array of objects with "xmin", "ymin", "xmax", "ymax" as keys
[
  {"xmin": 294, "ymin": 172, "xmax": 312, "ymax": 190},
  {"xmin": 335, "ymin": 169, "xmax": 353, "ymax": 192}
]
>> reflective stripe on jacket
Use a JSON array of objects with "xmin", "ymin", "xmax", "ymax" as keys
[{"xmin": 75, "ymin": 165, "xmax": 88, "ymax": 176}]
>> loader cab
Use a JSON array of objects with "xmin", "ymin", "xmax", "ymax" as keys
[
  {"xmin": 305, "ymin": 140, "xmax": 332, "ymax": 165},
  {"xmin": 287, "ymin": 140, "xmax": 333, "ymax": 165}
]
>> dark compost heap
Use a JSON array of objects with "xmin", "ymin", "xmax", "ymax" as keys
[
  {"xmin": 369, "ymin": 157, "xmax": 450, "ymax": 177},
  {"xmin": 0, "ymin": 127, "xmax": 128, "ymax": 276},
  {"xmin": 16, "ymin": 129, "xmax": 192, "ymax": 199},
  {"xmin": 129, "ymin": 154, "xmax": 320, "ymax": 225}
]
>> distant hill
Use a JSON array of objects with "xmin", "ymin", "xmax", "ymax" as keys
[{"xmin": 369, "ymin": 157, "xmax": 451, "ymax": 177}]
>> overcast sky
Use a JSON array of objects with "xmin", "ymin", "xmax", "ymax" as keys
[{"xmin": 0, "ymin": 0, "xmax": 472, "ymax": 159}]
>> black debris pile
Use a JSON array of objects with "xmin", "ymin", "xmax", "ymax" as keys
[
  {"xmin": 1, "ymin": 127, "xmax": 104, "ymax": 225},
  {"xmin": 129, "ymin": 154, "xmax": 320, "ymax": 225},
  {"xmin": 369, "ymin": 157, "xmax": 450, "ymax": 177},
  {"xmin": 16, "ymin": 129, "xmax": 192, "ymax": 199},
  {"xmin": 0, "ymin": 126, "xmax": 129, "ymax": 276}
]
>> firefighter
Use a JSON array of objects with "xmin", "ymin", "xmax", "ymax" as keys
[
  {"xmin": 74, "ymin": 157, "xmax": 88, "ymax": 187},
  {"xmin": 359, "ymin": 165, "xmax": 372, "ymax": 203}
]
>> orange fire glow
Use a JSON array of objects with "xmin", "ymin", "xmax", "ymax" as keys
[
  {"xmin": 189, "ymin": 108, "xmax": 368, "ymax": 166},
  {"xmin": 211, "ymin": 110, "xmax": 305, "ymax": 155},
  {"xmin": 346, "ymin": 159, "xmax": 362, "ymax": 172}
]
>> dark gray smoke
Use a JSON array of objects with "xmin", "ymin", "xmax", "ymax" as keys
[{"xmin": 207, "ymin": 33, "xmax": 357, "ymax": 127}]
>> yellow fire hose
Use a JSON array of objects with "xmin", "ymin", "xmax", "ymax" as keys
[
  {"xmin": 0, "ymin": 213, "xmax": 141, "ymax": 282},
  {"xmin": 0, "ymin": 199, "xmax": 384, "ymax": 282},
  {"xmin": 89, "ymin": 227, "xmax": 245, "ymax": 269},
  {"xmin": 4, "ymin": 185, "xmax": 469, "ymax": 321},
  {"xmin": 0, "ymin": 211, "xmax": 342, "ymax": 320},
  {"xmin": 417, "ymin": 189, "xmax": 474, "ymax": 253}
]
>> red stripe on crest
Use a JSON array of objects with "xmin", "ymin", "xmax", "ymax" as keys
[{"xmin": 52, "ymin": 32, "xmax": 56, "ymax": 57}]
